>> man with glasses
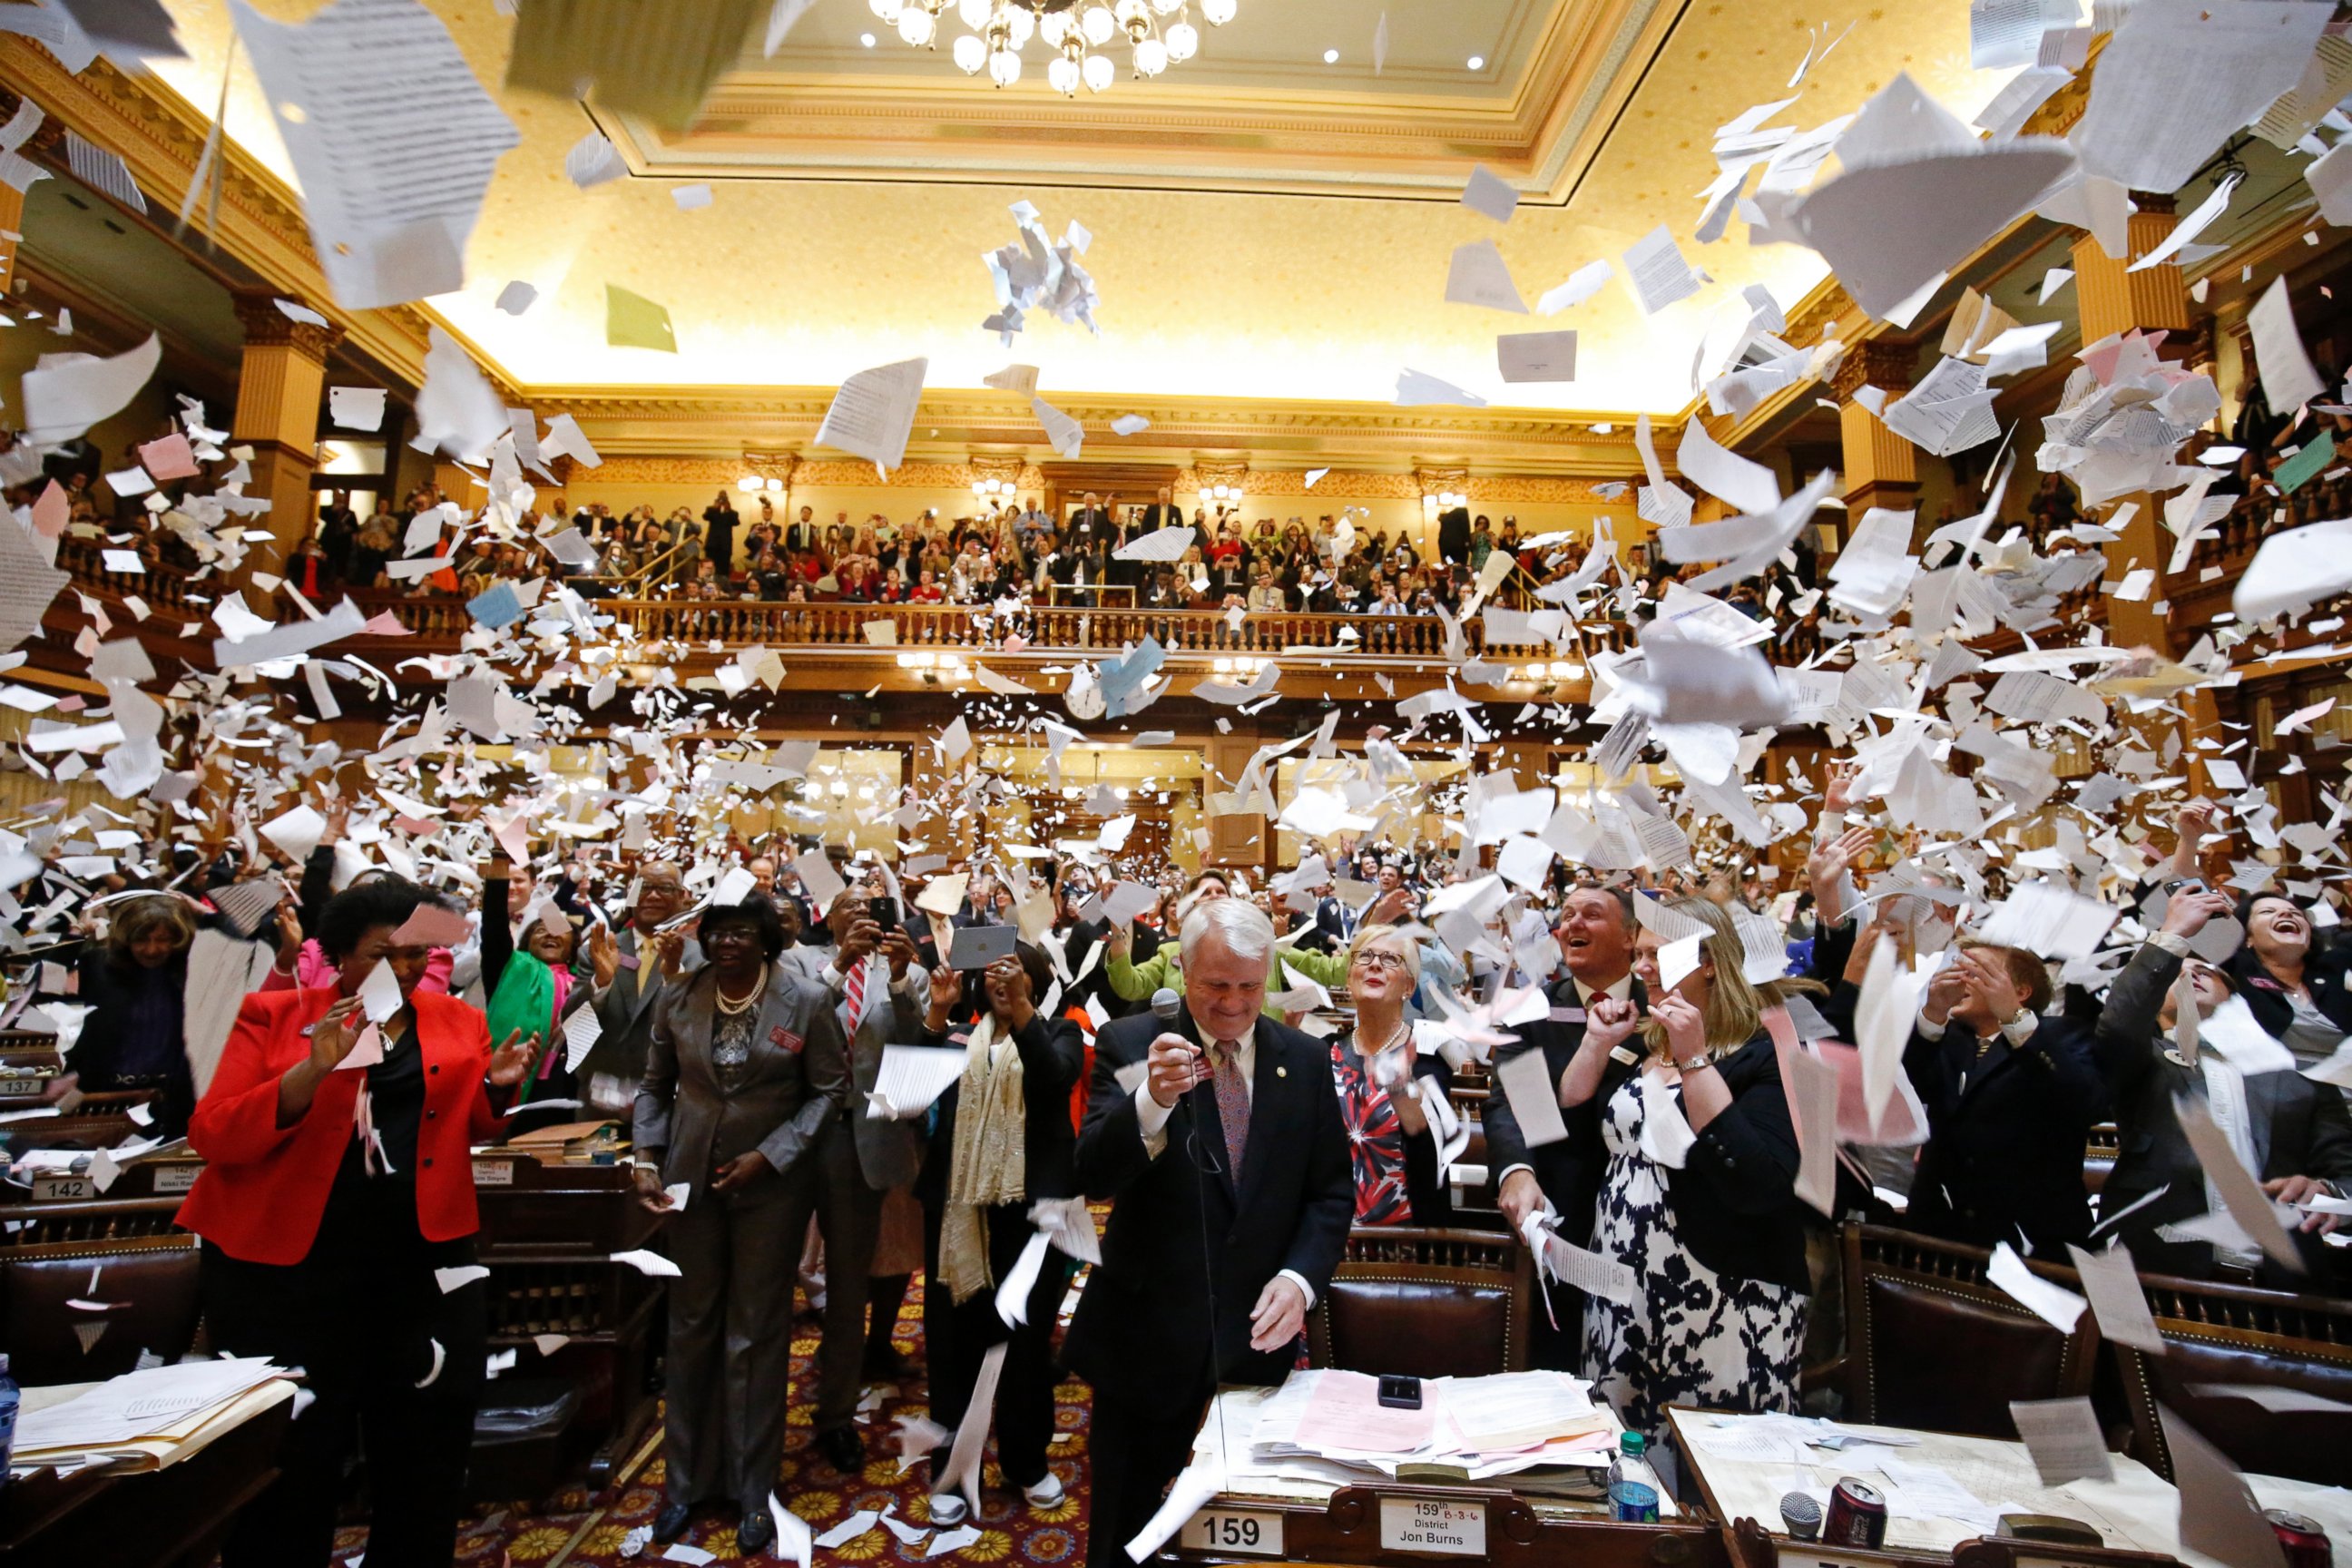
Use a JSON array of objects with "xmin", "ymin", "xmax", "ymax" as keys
[{"xmin": 582, "ymin": 859, "xmax": 701, "ymax": 1118}]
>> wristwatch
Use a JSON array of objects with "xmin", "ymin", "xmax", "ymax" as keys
[{"xmin": 1675, "ymin": 1054, "xmax": 1714, "ymax": 1073}]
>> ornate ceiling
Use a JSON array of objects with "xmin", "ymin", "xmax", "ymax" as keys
[{"xmin": 138, "ymin": 0, "xmax": 2010, "ymax": 420}]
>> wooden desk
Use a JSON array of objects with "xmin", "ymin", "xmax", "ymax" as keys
[
  {"xmin": 1171, "ymin": 1385, "xmax": 1717, "ymax": 1568},
  {"xmin": 474, "ymin": 1150, "xmax": 667, "ymax": 1486},
  {"xmin": 1667, "ymin": 1407, "xmax": 2350, "ymax": 1568},
  {"xmin": 0, "ymin": 1389, "xmax": 290, "ymax": 1565}
]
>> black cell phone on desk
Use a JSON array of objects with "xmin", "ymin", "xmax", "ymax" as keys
[
  {"xmin": 1377, "ymin": 1375, "xmax": 1423, "ymax": 1409},
  {"xmin": 869, "ymin": 896, "xmax": 898, "ymax": 931}
]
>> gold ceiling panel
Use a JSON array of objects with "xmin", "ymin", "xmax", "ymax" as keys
[{"xmin": 605, "ymin": 0, "xmax": 1669, "ymax": 200}]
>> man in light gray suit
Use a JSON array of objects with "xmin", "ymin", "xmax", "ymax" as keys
[
  {"xmin": 787, "ymin": 887, "xmax": 929, "ymax": 1474},
  {"xmin": 583, "ymin": 862, "xmax": 704, "ymax": 1118}
]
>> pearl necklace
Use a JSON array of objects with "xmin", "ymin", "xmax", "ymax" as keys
[{"xmin": 714, "ymin": 969, "xmax": 768, "ymax": 1015}]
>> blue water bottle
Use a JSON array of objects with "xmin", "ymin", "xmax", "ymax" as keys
[
  {"xmin": 0, "ymin": 1352, "xmax": 19, "ymax": 1482},
  {"xmin": 1608, "ymin": 1430, "xmax": 1661, "ymax": 1523}
]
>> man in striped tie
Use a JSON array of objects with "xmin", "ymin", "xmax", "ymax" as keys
[{"xmin": 789, "ymin": 887, "xmax": 927, "ymax": 1475}]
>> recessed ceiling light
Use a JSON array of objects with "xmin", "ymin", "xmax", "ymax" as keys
[
  {"xmin": 1323, "ymin": 47, "xmax": 1338, "ymax": 63},
  {"xmin": 860, "ymin": 31, "xmax": 876, "ymax": 45},
  {"xmin": 1467, "ymin": 54, "xmax": 1485, "ymax": 69}
]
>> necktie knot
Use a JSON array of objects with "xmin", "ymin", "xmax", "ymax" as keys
[{"xmin": 1213, "ymin": 1039, "xmax": 1239, "ymax": 1065}]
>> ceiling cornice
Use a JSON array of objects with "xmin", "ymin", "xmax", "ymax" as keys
[{"xmin": 529, "ymin": 384, "xmax": 1668, "ymax": 474}]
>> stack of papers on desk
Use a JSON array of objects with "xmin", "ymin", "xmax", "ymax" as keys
[
  {"xmin": 13, "ymin": 1357, "xmax": 293, "ymax": 1475},
  {"xmin": 1240, "ymin": 1368, "xmax": 1621, "ymax": 1485}
]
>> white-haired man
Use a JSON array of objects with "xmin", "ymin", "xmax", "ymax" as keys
[{"xmin": 1065, "ymin": 898, "xmax": 1352, "ymax": 1568}]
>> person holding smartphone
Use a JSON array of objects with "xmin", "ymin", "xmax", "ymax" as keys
[{"xmin": 786, "ymin": 888, "xmax": 929, "ymax": 1473}]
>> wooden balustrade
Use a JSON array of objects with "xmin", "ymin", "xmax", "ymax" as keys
[
  {"xmin": 342, "ymin": 593, "xmax": 1642, "ymax": 663},
  {"xmin": 53, "ymin": 536, "xmax": 198, "ymax": 616}
]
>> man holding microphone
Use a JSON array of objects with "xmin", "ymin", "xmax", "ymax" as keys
[{"xmin": 1065, "ymin": 897, "xmax": 1353, "ymax": 1568}]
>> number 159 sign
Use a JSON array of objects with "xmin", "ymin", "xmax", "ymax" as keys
[{"xmin": 1181, "ymin": 1509, "xmax": 1285, "ymax": 1556}]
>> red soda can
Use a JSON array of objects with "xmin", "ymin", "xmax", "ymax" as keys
[
  {"xmin": 1824, "ymin": 1478, "xmax": 1889, "ymax": 1548},
  {"xmin": 2265, "ymin": 1511, "xmax": 2331, "ymax": 1568}
]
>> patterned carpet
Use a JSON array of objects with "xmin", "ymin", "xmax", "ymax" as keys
[{"xmin": 328, "ymin": 1276, "xmax": 1095, "ymax": 1567}]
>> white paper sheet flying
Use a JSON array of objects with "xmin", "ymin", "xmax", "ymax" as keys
[
  {"xmin": 230, "ymin": 0, "xmax": 519, "ymax": 310},
  {"xmin": 816, "ymin": 358, "xmax": 928, "ymax": 473}
]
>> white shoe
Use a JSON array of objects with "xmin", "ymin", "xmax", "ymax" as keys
[
  {"xmin": 928, "ymin": 1493, "xmax": 969, "ymax": 1527},
  {"xmin": 1023, "ymin": 1473, "xmax": 1065, "ymax": 1509}
]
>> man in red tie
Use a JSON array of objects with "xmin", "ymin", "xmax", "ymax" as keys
[{"xmin": 1066, "ymin": 898, "xmax": 1353, "ymax": 1568}]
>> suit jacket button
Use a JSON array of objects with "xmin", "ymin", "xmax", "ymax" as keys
[
  {"xmin": 429, "ymin": 1064, "xmax": 439, "ymax": 1074},
  {"xmin": 426, "ymin": 1109, "xmax": 437, "ymax": 1119},
  {"xmin": 423, "ymin": 1158, "xmax": 434, "ymax": 1168}
]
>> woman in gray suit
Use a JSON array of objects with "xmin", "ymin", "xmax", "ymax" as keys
[{"xmin": 633, "ymin": 898, "xmax": 850, "ymax": 1553}]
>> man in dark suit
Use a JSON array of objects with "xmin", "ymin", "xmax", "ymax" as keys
[
  {"xmin": 2092, "ymin": 889, "xmax": 2350, "ymax": 1287},
  {"xmin": 1066, "ymin": 899, "xmax": 1352, "ymax": 1568},
  {"xmin": 583, "ymin": 861, "xmax": 701, "ymax": 1119},
  {"xmin": 1905, "ymin": 943, "xmax": 2107, "ymax": 1254},
  {"xmin": 789, "ymin": 889, "xmax": 928, "ymax": 1472},
  {"xmin": 1485, "ymin": 884, "xmax": 1645, "ymax": 1369}
]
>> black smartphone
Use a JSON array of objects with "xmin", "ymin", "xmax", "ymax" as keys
[
  {"xmin": 869, "ymin": 896, "xmax": 898, "ymax": 931},
  {"xmin": 2162, "ymin": 877, "xmax": 2206, "ymax": 896},
  {"xmin": 1377, "ymin": 1375, "xmax": 1423, "ymax": 1410}
]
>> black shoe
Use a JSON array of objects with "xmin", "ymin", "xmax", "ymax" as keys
[
  {"xmin": 738, "ymin": 1505, "xmax": 777, "ymax": 1557},
  {"xmin": 816, "ymin": 1423, "xmax": 866, "ymax": 1475},
  {"xmin": 861, "ymin": 1344, "xmax": 908, "ymax": 1381},
  {"xmin": 652, "ymin": 1500, "xmax": 692, "ymax": 1543}
]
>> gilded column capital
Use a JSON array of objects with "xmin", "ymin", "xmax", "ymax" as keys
[
  {"xmin": 231, "ymin": 287, "xmax": 344, "ymax": 365},
  {"xmin": 1829, "ymin": 339, "xmax": 1916, "ymax": 404}
]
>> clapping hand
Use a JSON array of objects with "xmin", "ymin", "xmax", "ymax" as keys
[
  {"xmin": 486, "ymin": 1027, "xmax": 541, "ymax": 1088},
  {"xmin": 587, "ymin": 923, "xmax": 620, "ymax": 990}
]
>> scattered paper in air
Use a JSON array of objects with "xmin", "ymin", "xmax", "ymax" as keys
[
  {"xmin": 817, "ymin": 358, "xmax": 928, "ymax": 473},
  {"xmin": 1445, "ymin": 240, "xmax": 1528, "ymax": 313},
  {"xmin": 231, "ymin": 0, "xmax": 520, "ymax": 310}
]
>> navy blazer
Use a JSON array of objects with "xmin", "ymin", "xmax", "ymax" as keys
[
  {"xmin": 1482, "ymin": 975, "xmax": 1647, "ymax": 1248},
  {"xmin": 1904, "ymin": 1010, "xmax": 2107, "ymax": 1252},
  {"xmin": 1063, "ymin": 1008, "xmax": 1352, "ymax": 1418}
]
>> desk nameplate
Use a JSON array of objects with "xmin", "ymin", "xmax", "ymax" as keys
[
  {"xmin": 1181, "ymin": 1508, "xmax": 1285, "ymax": 1556},
  {"xmin": 31, "ymin": 1174, "xmax": 93, "ymax": 1201},
  {"xmin": 473, "ymin": 1158, "xmax": 518, "ymax": 1186},
  {"xmin": 1377, "ymin": 1496, "xmax": 1485, "ymax": 1556}
]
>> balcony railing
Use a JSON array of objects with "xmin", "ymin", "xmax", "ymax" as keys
[{"xmin": 339, "ymin": 593, "xmax": 1642, "ymax": 662}]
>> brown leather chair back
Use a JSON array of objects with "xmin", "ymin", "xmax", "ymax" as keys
[
  {"xmin": 0, "ymin": 1198, "xmax": 200, "ymax": 1385},
  {"xmin": 2111, "ymin": 1269, "xmax": 2352, "ymax": 1489},
  {"xmin": 1308, "ymin": 1225, "xmax": 1530, "ymax": 1379},
  {"xmin": 2082, "ymin": 1122, "xmax": 2120, "ymax": 1196},
  {"xmin": 1842, "ymin": 1225, "xmax": 2098, "ymax": 1438}
]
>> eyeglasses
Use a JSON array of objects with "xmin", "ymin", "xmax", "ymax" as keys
[{"xmin": 1353, "ymin": 950, "xmax": 1409, "ymax": 972}]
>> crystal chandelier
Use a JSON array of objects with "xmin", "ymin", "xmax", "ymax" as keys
[{"xmin": 867, "ymin": 0, "xmax": 1235, "ymax": 95}]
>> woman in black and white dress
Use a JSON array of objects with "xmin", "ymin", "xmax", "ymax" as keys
[{"xmin": 1557, "ymin": 897, "xmax": 1817, "ymax": 1447}]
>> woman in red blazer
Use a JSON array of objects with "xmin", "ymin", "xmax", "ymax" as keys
[{"xmin": 181, "ymin": 877, "xmax": 536, "ymax": 1568}]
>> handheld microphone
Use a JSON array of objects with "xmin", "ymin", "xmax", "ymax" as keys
[{"xmin": 1151, "ymin": 986, "xmax": 1182, "ymax": 1024}]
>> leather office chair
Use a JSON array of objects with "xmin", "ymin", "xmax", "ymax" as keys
[
  {"xmin": 2110, "ymin": 1268, "xmax": 2352, "ymax": 1489},
  {"xmin": 1308, "ymin": 1226, "xmax": 1531, "ymax": 1379},
  {"xmin": 1841, "ymin": 1224, "xmax": 2098, "ymax": 1438},
  {"xmin": 0, "ymin": 1197, "xmax": 201, "ymax": 1385}
]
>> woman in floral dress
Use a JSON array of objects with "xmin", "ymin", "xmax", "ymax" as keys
[
  {"xmin": 1326, "ymin": 925, "xmax": 1454, "ymax": 1226},
  {"xmin": 1561, "ymin": 897, "xmax": 1818, "ymax": 1448}
]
